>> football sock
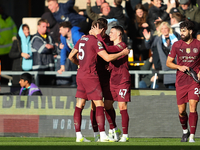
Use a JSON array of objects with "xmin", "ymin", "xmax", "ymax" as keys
[
  {"xmin": 179, "ymin": 113, "xmax": 188, "ymax": 130},
  {"xmin": 76, "ymin": 132, "xmax": 82, "ymax": 138},
  {"xmin": 100, "ymin": 131, "xmax": 107, "ymax": 139},
  {"xmin": 120, "ymin": 109, "xmax": 129, "ymax": 134},
  {"xmin": 189, "ymin": 112, "xmax": 198, "ymax": 134},
  {"xmin": 90, "ymin": 109, "xmax": 98, "ymax": 132},
  {"xmin": 122, "ymin": 134, "xmax": 128, "ymax": 138},
  {"xmin": 183, "ymin": 129, "xmax": 188, "ymax": 134},
  {"xmin": 73, "ymin": 107, "xmax": 82, "ymax": 132},
  {"xmin": 105, "ymin": 108, "xmax": 117, "ymax": 129},
  {"xmin": 96, "ymin": 106, "xmax": 105, "ymax": 132},
  {"xmin": 189, "ymin": 134, "xmax": 195, "ymax": 140},
  {"xmin": 94, "ymin": 132, "xmax": 99, "ymax": 137}
]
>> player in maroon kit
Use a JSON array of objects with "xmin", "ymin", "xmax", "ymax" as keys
[
  {"xmin": 68, "ymin": 22, "xmax": 129, "ymax": 142},
  {"xmin": 166, "ymin": 20, "xmax": 200, "ymax": 142},
  {"xmin": 91, "ymin": 25, "xmax": 131, "ymax": 142},
  {"xmin": 90, "ymin": 18, "xmax": 121, "ymax": 142}
]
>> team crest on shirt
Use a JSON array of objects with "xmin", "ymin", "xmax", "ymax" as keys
[
  {"xmin": 186, "ymin": 48, "xmax": 190, "ymax": 54},
  {"xmin": 193, "ymin": 48, "xmax": 198, "ymax": 53},
  {"xmin": 97, "ymin": 41, "xmax": 103, "ymax": 49}
]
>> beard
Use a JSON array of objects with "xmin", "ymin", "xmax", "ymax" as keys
[{"xmin": 181, "ymin": 33, "xmax": 190, "ymax": 42}]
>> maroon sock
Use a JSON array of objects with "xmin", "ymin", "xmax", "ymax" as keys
[
  {"xmin": 96, "ymin": 106, "xmax": 105, "ymax": 132},
  {"xmin": 105, "ymin": 108, "xmax": 117, "ymax": 129},
  {"xmin": 73, "ymin": 107, "xmax": 82, "ymax": 132},
  {"xmin": 179, "ymin": 113, "xmax": 188, "ymax": 130},
  {"xmin": 90, "ymin": 109, "xmax": 98, "ymax": 132},
  {"xmin": 120, "ymin": 109, "xmax": 129, "ymax": 134},
  {"xmin": 189, "ymin": 112, "xmax": 198, "ymax": 134}
]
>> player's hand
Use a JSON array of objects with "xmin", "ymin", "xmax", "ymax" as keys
[
  {"xmin": 122, "ymin": 48, "xmax": 130, "ymax": 55},
  {"xmin": 92, "ymin": 23, "xmax": 104, "ymax": 36},
  {"xmin": 178, "ymin": 66, "xmax": 189, "ymax": 72}
]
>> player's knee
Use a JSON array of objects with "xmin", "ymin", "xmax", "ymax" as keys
[{"xmin": 179, "ymin": 111, "xmax": 187, "ymax": 117}]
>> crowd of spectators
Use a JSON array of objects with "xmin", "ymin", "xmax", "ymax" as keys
[{"xmin": 1, "ymin": 0, "xmax": 200, "ymax": 89}]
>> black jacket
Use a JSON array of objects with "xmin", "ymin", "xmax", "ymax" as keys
[
  {"xmin": 41, "ymin": 12, "xmax": 60, "ymax": 43},
  {"xmin": 148, "ymin": 5, "xmax": 170, "ymax": 32}
]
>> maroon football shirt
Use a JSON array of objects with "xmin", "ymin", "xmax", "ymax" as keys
[
  {"xmin": 169, "ymin": 39, "xmax": 200, "ymax": 86},
  {"xmin": 74, "ymin": 35, "xmax": 105, "ymax": 78}
]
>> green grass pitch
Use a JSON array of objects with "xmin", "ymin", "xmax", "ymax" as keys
[{"xmin": 0, "ymin": 137, "xmax": 199, "ymax": 150}]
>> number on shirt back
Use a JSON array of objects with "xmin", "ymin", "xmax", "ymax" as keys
[
  {"xmin": 78, "ymin": 43, "xmax": 85, "ymax": 60},
  {"xmin": 119, "ymin": 89, "xmax": 127, "ymax": 99}
]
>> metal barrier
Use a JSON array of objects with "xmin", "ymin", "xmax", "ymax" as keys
[{"xmin": 0, "ymin": 70, "xmax": 176, "ymax": 88}]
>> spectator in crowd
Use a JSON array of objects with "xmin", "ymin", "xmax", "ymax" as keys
[
  {"xmin": 139, "ymin": 56, "xmax": 159, "ymax": 89},
  {"xmin": 128, "ymin": 3, "xmax": 150, "ymax": 61},
  {"xmin": 110, "ymin": 0, "xmax": 126, "ymax": 29},
  {"xmin": 0, "ymin": 5, "xmax": 17, "ymax": 71},
  {"xmin": 9, "ymin": 24, "xmax": 33, "ymax": 85},
  {"xmin": 86, "ymin": 0, "xmax": 125, "ymax": 29},
  {"xmin": 170, "ymin": 11, "xmax": 184, "ymax": 35},
  {"xmin": 143, "ymin": 21, "xmax": 162, "ymax": 70},
  {"xmin": 57, "ymin": 21, "xmax": 84, "ymax": 87},
  {"xmin": 47, "ymin": 0, "xmax": 89, "ymax": 34},
  {"xmin": 41, "ymin": 12, "xmax": 60, "ymax": 44},
  {"xmin": 144, "ymin": 21, "xmax": 180, "ymax": 89},
  {"xmin": 79, "ymin": 0, "xmax": 106, "ymax": 16},
  {"xmin": 0, "ymin": 73, "xmax": 42, "ymax": 96},
  {"xmin": 148, "ymin": 0, "xmax": 174, "ymax": 32},
  {"xmin": 41, "ymin": 12, "xmax": 61, "ymax": 73},
  {"xmin": 177, "ymin": 0, "xmax": 200, "ymax": 31},
  {"xmin": 31, "ymin": 19, "xmax": 55, "ymax": 85}
]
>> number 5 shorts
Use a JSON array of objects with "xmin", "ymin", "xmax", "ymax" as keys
[{"xmin": 75, "ymin": 77, "xmax": 103, "ymax": 101}]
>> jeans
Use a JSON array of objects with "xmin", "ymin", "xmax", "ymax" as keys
[{"xmin": 139, "ymin": 80, "xmax": 159, "ymax": 89}]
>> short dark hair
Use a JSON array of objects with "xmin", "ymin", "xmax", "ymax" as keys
[
  {"xmin": 20, "ymin": 73, "xmax": 32, "ymax": 84},
  {"xmin": 22, "ymin": 24, "xmax": 29, "ymax": 30},
  {"xmin": 59, "ymin": 21, "xmax": 72, "ymax": 29},
  {"xmin": 111, "ymin": 25, "xmax": 124, "ymax": 36},
  {"xmin": 114, "ymin": 0, "xmax": 122, "ymax": 6},
  {"xmin": 171, "ymin": 12, "xmax": 184, "ymax": 22},
  {"xmin": 97, "ymin": 18, "xmax": 108, "ymax": 30},
  {"xmin": 180, "ymin": 20, "xmax": 194, "ymax": 30},
  {"xmin": 38, "ymin": 18, "xmax": 48, "ymax": 25}
]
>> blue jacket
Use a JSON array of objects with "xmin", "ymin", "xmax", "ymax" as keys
[
  {"xmin": 53, "ymin": 0, "xmax": 86, "ymax": 26},
  {"xmin": 60, "ymin": 26, "xmax": 84, "ymax": 65}
]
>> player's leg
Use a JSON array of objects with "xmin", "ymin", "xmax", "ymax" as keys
[
  {"xmin": 188, "ymin": 99, "xmax": 198, "ymax": 142},
  {"xmin": 93, "ymin": 100, "xmax": 115, "ymax": 142},
  {"xmin": 104, "ymin": 100, "xmax": 121, "ymax": 141},
  {"xmin": 178, "ymin": 103, "xmax": 190, "ymax": 142},
  {"xmin": 74, "ymin": 98, "xmax": 90, "ymax": 142},
  {"xmin": 90, "ymin": 101, "xmax": 100, "ymax": 142},
  {"xmin": 118, "ymin": 101, "xmax": 129, "ymax": 142}
]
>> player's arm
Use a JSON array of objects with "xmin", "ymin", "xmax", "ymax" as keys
[
  {"xmin": 68, "ymin": 48, "xmax": 79, "ymax": 65},
  {"xmin": 166, "ymin": 56, "xmax": 188, "ymax": 72},
  {"xmin": 97, "ymin": 49, "xmax": 129, "ymax": 62}
]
